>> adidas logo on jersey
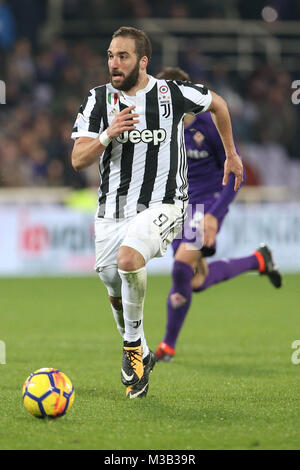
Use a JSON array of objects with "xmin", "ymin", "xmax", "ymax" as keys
[{"xmin": 116, "ymin": 129, "xmax": 166, "ymax": 146}]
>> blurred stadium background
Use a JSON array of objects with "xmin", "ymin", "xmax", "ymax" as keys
[{"xmin": 1, "ymin": 0, "xmax": 300, "ymax": 276}]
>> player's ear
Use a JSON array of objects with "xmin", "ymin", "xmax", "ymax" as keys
[{"xmin": 140, "ymin": 56, "xmax": 148, "ymax": 71}]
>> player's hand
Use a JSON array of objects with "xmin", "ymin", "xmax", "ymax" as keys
[
  {"xmin": 223, "ymin": 152, "xmax": 243, "ymax": 191},
  {"xmin": 202, "ymin": 213, "xmax": 218, "ymax": 247},
  {"xmin": 106, "ymin": 106, "xmax": 139, "ymax": 139}
]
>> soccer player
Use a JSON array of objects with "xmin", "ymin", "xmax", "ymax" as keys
[
  {"xmin": 154, "ymin": 67, "xmax": 282, "ymax": 362},
  {"xmin": 71, "ymin": 28, "xmax": 243, "ymax": 398}
]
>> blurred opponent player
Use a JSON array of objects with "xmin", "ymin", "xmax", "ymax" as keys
[
  {"xmin": 71, "ymin": 28, "xmax": 243, "ymax": 398},
  {"xmin": 155, "ymin": 67, "xmax": 282, "ymax": 362}
]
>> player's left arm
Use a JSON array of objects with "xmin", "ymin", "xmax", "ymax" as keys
[{"xmin": 207, "ymin": 91, "xmax": 243, "ymax": 191}]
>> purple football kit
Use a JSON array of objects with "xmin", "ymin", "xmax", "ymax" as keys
[
  {"xmin": 156, "ymin": 97, "xmax": 281, "ymax": 361},
  {"xmin": 172, "ymin": 112, "xmax": 239, "ymax": 256}
]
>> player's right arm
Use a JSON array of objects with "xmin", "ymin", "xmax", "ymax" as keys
[
  {"xmin": 71, "ymin": 103, "xmax": 139, "ymax": 171},
  {"xmin": 71, "ymin": 137, "xmax": 105, "ymax": 171}
]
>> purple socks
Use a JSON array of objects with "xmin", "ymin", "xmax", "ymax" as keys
[
  {"xmin": 163, "ymin": 254, "xmax": 259, "ymax": 349},
  {"xmin": 163, "ymin": 260, "xmax": 194, "ymax": 349}
]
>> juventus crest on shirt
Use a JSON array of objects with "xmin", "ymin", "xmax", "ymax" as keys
[{"xmin": 71, "ymin": 75, "xmax": 212, "ymax": 219}]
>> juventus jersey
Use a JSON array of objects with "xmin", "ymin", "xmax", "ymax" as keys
[{"xmin": 71, "ymin": 75, "xmax": 212, "ymax": 218}]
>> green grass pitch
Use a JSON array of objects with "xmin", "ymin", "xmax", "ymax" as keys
[{"xmin": 0, "ymin": 273, "xmax": 299, "ymax": 450}]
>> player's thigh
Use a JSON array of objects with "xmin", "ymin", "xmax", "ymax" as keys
[
  {"xmin": 121, "ymin": 204, "xmax": 185, "ymax": 264},
  {"xmin": 94, "ymin": 218, "xmax": 128, "ymax": 271}
]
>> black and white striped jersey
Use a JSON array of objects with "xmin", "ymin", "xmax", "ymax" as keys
[{"xmin": 71, "ymin": 75, "xmax": 212, "ymax": 218}]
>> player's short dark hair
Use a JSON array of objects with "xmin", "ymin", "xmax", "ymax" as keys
[
  {"xmin": 156, "ymin": 67, "xmax": 191, "ymax": 81},
  {"xmin": 112, "ymin": 26, "xmax": 152, "ymax": 62}
]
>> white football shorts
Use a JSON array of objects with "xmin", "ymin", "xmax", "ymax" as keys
[{"xmin": 94, "ymin": 203, "xmax": 186, "ymax": 271}]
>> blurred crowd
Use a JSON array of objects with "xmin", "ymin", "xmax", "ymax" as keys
[
  {"xmin": 0, "ymin": 0, "xmax": 300, "ymax": 189},
  {"xmin": 62, "ymin": 0, "xmax": 300, "ymax": 21},
  {"xmin": 0, "ymin": 37, "xmax": 109, "ymax": 188}
]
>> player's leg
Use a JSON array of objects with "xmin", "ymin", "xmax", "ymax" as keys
[
  {"xmin": 119, "ymin": 203, "xmax": 184, "ymax": 397},
  {"xmin": 190, "ymin": 256, "xmax": 209, "ymax": 290},
  {"xmin": 109, "ymin": 296, "xmax": 125, "ymax": 337},
  {"xmin": 192, "ymin": 204, "xmax": 282, "ymax": 291},
  {"xmin": 156, "ymin": 245, "xmax": 262, "ymax": 361},
  {"xmin": 95, "ymin": 217, "xmax": 151, "ymax": 386},
  {"xmin": 191, "ymin": 254, "xmax": 259, "ymax": 291},
  {"xmin": 156, "ymin": 241, "xmax": 202, "ymax": 361},
  {"xmin": 192, "ymin": 244, "xmax": 282, "ymax": 292},
  {"xmin": 95, "ymin": 218, "xmax": 127, "ymax": 339},
  {"xmin": 98, "ymin": 264, "xmax": 150, "ymax": 362},
  {"xmin": 98, "ymin": 265, "xmax": 124, "ymax": 336},
  {"xmin": 156, "ymin": 202, "xmax": 205, "ymax": 361},
  {"xmin": 117, "ymin": 247, "xmax": 148, "ymax": 388},
  {"xmin": 117, "ymin": 246, "xmax": 147, "ymax": 347}
]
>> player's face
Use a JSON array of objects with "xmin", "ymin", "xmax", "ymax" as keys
[{"xmin": 108, "ymin": 37, "xmax": 141, "ymax": 91}]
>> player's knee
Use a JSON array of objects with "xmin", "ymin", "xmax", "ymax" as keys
[
  {"xmin": 191, "ymin": 274, "xmax": 206, "ymax": 290},
  {"xmin": 117, "ymin": 257, "xmax": 135, "ymax": 272},
  {"xmin": 117, "ymin": 246, "xmax": 144, "ymax": 272},
  {"xmin": 200, "ymin": 259, "xmax": 209, "ymax": 279},
  {"xmin": 191, "ymin": 258, "xmax": 208, "ymax": 290}
]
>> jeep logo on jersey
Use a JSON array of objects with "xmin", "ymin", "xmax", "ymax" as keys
[{"xmin": 116, "ymin": 129, "xmax": 167, "ymax": 145}]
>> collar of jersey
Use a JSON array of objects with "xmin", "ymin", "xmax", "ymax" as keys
[{"xmin": 110, "ymin": 75, "xmax": 157, "ymax": 98}]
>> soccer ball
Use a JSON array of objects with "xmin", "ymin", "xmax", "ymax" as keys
[{"xmin": 22, "ymin": 368, "xmax": 75, "ymax": 418}]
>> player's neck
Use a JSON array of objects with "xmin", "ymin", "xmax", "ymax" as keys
[{"xmin": 123, "ymin": 73, "xmax": 149, "ymax": 96}]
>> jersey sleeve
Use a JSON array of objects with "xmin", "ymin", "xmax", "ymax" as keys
[
  {"xmin": 71, "ymin": 88, "xmax": 104, "ymax": 140},
  {"xmin": 178, "ymin": 81, "xmax": 212, "ymax": 114}
]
